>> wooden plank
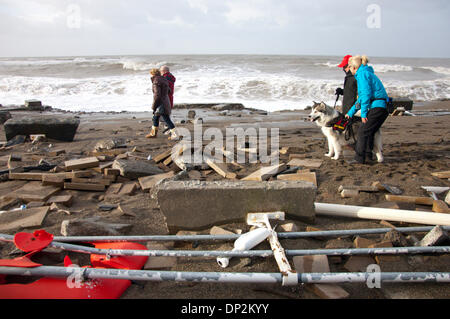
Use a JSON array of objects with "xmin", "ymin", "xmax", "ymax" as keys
[
  {"xmin": 46, "ymin": 195, "xmax": 73, "ymax": 207},
  {"xmin": 104, "ymin": 168, "xmax": 120, "ymax": 177},
  {"xmin": 153, "ymin": 149, "xmax": 173, "ymax": 163},
  {"xmin": 48, "ymin": 149, "xmax": 66, "ymax": 157},
  {"xmin": 338, "ymin": 185, "xmax": 379, "ymax": 193},
  {"xmin": 71, "ymin": 177, "xmax": 112, "ymax": 186},
  {"xmin": 432, "ymin": 200, "xmax": 450, "ymax": 213},
  {"xmin": 65, "ymin": 157, "xmax": 99, "ymax": 171},
  {"xmin": 241, "ymin": 163, "xmax": 286, "ymax": 182},
  {"xmin": 206, "ymin": 159, "xmax": 237, "ymax": 179},
  {"xmin": 0, "ymin": 207, "xmax": 50, "ymax": 232},
  {"xmin": 9, "ymin": 172, "xmax": 44, "ymax": 181},
  {"xmin": 106, "ymin": 183, "xmax": 123, "ymax": 195},
  {"xmin": 5, "ymin": 182, "xmax": 61, "ymax": 203},
  {"xmin": 89, "ymin": 149, "xmax": 127, "ymax": 157},
  {"xmin": 42, "ymin": 173, "xmax": 66, "ymax": 187},
  {"xmin": 431, "ymin": 171, "xmax": 450, "ymax": 179},
  {"xmin": 118, "ymin": 182, "xmax": 137, "ymax": 196},
  {"xmin": 163, "ymin": 155, "xmax": 173, "ymax": 166},
  {"xmin": 385, "ymin": 194, "xmax": 434, "ymax": 206},
  {"xmin": 0, "ymin": 197, "xmax": 20, "ymax": 210},
  {"xmin": 138, "ymin": 172, "xmax": 175, "ymax": 191},
  {"xmin": 287, "ymin": 158, "xmax": 323, "ymax": 169},
  {"xmin": 277, "ymin": 172, "xmax": 317, "ymax": 186},
  {"xmin": 66, "ymin": 170, "xmax": 95, "ymax": 179},
  {"xmin": 64, "ymin": 182, "xmax": 105, "ymax": 192}
]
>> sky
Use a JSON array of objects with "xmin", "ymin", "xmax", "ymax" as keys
[{"xmin": 0, "ymin": 0, "xmax": 449, "ymax": 58}]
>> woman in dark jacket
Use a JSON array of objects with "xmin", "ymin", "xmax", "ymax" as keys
[{"xmin": 146, "ymin": 68, "xmax": 178, "ymax": 140}]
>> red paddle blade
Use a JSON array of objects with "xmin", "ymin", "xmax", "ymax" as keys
[
  {"xmin": 0, "ymin": 255, "xmax": 42, "ymax": 268},
  {"xmin": 14, "ymin": 230, "xmax": 54, "ymax": 253}
]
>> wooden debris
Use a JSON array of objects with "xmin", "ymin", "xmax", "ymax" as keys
[
  {"xmin": 431, "ymin": 171, "xmax": 450, "ymax": 179},
  {"xmin": 385, "ymin": 194, "xmax": 434, "ymax": 206},
  {"xmin": 5, "ymin": 182, "xmax": 61, "ymax": 203},
  {"xmin": 241, "ymin": 163, "xmax": 286, "ymax": 181},
  {"xmin": 0, "ymin": 207, "xmax": 50, "ymax": 232},
  {"xmin": 287, "ymin": 158, "xmax": 323, "ymax": 169},
  {"xmin": 9, "ymin": 172, "xmax": 44, "ymax": 181},
  {"xmin": 277, "ymin": 172, "xmax": 317, "ymax": 186},
  {"xmin": 47, "ymin": 195, "xmax": 73, "ymax": 207},
  {"xmin": 206, "ymin": 159, "xmax": 237, "ymax": 179},
  {"xmin": 106, "ymin": 183, "xmax": 123, "ymax": 195},
  {"xmin": 42, "ymin": 173, "xmax": 66, "ymax": 187},
  {"xmin": 48, "ymin": 149, "xmax": 66, "ymax": 157},
  {"xmin": 432, "ymin": 200, "xmax": 450, "ymax": 213},
  {"xmin": 71, "ymin": 177, "xmax": 112, "ymax": 186},
  {"xmin": 0, "ymin": 197, "xmax": 21, "ymax": 210},
  {"xmin": 338, "ymin": 185, "xmax": 379, "ymax": 193},
  {"xmin": 153, "ymin": 149, "xmax": 173, "ymax": 163},
  {"xmin": 64, "ymin": 182, "xmax": 105, "ymax": 192},
  {"xmin": 340, "ymin": 189, "xmax": 359, "ymax": 198},
  {"xmin": 353, "ymin": 236, "xmax": 377, "ymax": 248},
  {"xmin": 65, "ymin": 157, "xmax": 99, "ymax": 171},
  {"xmin": 65, "ymin": 170, "xmax": 94, "ymax": 179},
  {"xmin": 118, "ymin": 182, "xmax": 137, "ymax": 196}
]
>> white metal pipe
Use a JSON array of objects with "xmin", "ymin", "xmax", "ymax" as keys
[{"xmin": 315, "ymin": 202, "xmax": 450, "ymax": 226}]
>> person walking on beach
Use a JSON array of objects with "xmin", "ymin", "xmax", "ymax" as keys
[
  {"xmin": 345, "ymin": 55, "xmax": 389, "ymax": 164},
  {"xmin": 146, "ymin": 68, "xmax": 179, "ymax": 140},
  {"xmin": 160, "ymin": 65, "xmax": 176, "ymax": 109},
  {"xmin": 336, "ymin": 55, "xmax": 358, "ymax": 115}
]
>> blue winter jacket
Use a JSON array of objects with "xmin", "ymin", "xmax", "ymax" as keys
[{"xmin": 347, "ymin": 64, "xmax": 388, "ymax": 119}]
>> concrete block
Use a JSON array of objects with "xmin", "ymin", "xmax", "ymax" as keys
[
  {"xmin": 155, "ymin": 180, "xmax": 316, "ymax": 231},
  {"xmin": 112, "ymin": 159, "xmax": 164, "ymax": 179},
  {"xmin": 4, "ymin": 116, "xmax": 79, "ymax": 141}
]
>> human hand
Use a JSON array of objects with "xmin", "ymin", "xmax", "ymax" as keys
[
  {"xmin": 335, "ymin": 88, "xmax": 344, "ymax": 96},
  {"xmin": 345, "ymin": 114, "xmax": 350, "ymax": 119},
  {"xmin": 362, "ymin": 118, "xmax": 368, "ymax": 123}
]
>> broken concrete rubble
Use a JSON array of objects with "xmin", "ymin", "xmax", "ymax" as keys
[
  {"xmin": 112, "ymin": 159, "xmax": 164, "ymax": 179},
  {"xmin": 4, "ymin": 116, "xmax": 80, "ymax": 142},
  {"xmin": 154, "ymin": 180, "xmax": 316, "ymax": 231}
]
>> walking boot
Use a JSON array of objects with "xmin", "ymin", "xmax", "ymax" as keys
[
  {"xmin": 168, "ymin": 128, "xmax": 179, "ymax": 141},
  {"xmin": 146, "ymin": 126, "xmax": 158, "ymax": 138}
]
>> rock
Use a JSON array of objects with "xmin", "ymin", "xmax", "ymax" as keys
[
  {"xmin": 61, "ymin": 217, "xmax": 133, "ymax": 236},
  {"xmin": 418, "ymin": 226, "xmax": 449, "ymax": 247},
  {"xmin": 0, "ymin": 111, "xmax": 12, "ymax": 124},
  {"xmin": 383, "ymin": 229, "xmax": 410, "ymax": 247},
  {"xmin": 25, "ymin": 99, "xmax": 44, "ymax": 111},
  {"xmin": 155, "ymin": 180, "xmax": 316, "ymax": 231},
  {"xmin": 344, "ymin": 256, "xmax": 376, "ymax": 272},
  {"xmin": 94, "ymin": 138, "xmax": 127, "ymax": 151},
  {"xmin": 112, "ymin": 159, "xmax": 164, "ymax": 180},
  {"xmin": 210, "ymin": 226, "xmax": 235, "ymax": 236},
  {"xmin": 293, "ymin": 255, "xmax": 330, "ymax": 273},
  {"xmin": 279, "ymin": 222, "xmax": 299, "ymax": 232},
  {"xmin": 187, "ymin": 110, "xmax": 196, "ymax": 119},
  {"xmin": 212, "ymin": 103, "xmax": 245, "ymax": 111},
  {"xmin": 5, "ymin": 135, "xmax": 26, "ymax": 147},
  {"xmin": 4, "ymin": 116, "xmax": 80, "ymax": 142}
]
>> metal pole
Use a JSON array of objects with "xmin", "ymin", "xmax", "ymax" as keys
[
  {"xmin": 5, "ymin": 226, "xmax": 444, "ymax": 243},
  {"xmin": 0, "ymin": 234, "xmax": 448, "ymax": 258},
  {"xmin": 0, "ymin": 266, "xmax": 449, "ymax": 284}
]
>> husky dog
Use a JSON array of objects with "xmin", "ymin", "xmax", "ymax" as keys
[{"xmin": 308, "ymin": 101, "xmax": 383, "ymax": 162}]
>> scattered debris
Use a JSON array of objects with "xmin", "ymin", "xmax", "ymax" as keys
[
  {"xmin": 60, "ymin": 217, "xmax": 133, "ymax": 236},
  {"xmin": 418, "ymin": 226, "xmax": 449, "ymax": 247}
]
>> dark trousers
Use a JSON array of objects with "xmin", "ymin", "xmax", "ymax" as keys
[
  {"xmin": 153, "ymin": 114, "xmax": 175, "ymax": 130},
  {"xmin": 354, "ymin": 107, "xmax": 388, "ymax": 163}
]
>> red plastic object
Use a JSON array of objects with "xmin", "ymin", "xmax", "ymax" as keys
[
  {"xmin": 90, "ymin": 242, "xmax": 149, "ymax": 270},
  {"xmin": 0, "ymin": 254, "xmax": 42, "ymax": 268},
  {"xmin": 0, "ymin": 241, "xmax": 149, "ymax": 299},
  {"xmin": 0, "ymin": 276, "xmax": 131, "ymax": 299},
  {"xmin": 14, "ymin": 230, "xmax": 54, "ymax": 253}
]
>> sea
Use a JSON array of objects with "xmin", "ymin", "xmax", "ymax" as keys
[{"xmin": 0, "ymin": 54, "xmax": 449, "ymax": 113}]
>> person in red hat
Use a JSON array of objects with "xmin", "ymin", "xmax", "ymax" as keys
[{"xmin": 335, "ymin": 55, "xmax": 358, "ymax": 115}]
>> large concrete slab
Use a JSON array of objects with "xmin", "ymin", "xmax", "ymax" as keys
[
  {"xmin": 4, "ymin": 116, "xmax": 80, "ymax": 142},
  {"xmin": 154, "ymin": 180, "xmax": 316, "ymax": 231}
]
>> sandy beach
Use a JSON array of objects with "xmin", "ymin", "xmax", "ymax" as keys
[{"xmin": 0, "ymin": 100, "xmax": 449, "ymax": 300}]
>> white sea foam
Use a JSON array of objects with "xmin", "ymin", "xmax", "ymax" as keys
[{"xmin": 0, "ymin": 55, "xmax": 449, "ymax": 112}]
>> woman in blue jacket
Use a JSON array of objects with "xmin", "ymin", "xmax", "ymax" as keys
[{"xmin": 345, "ymin": 55, "xmax": 389, "ymax": 164}]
